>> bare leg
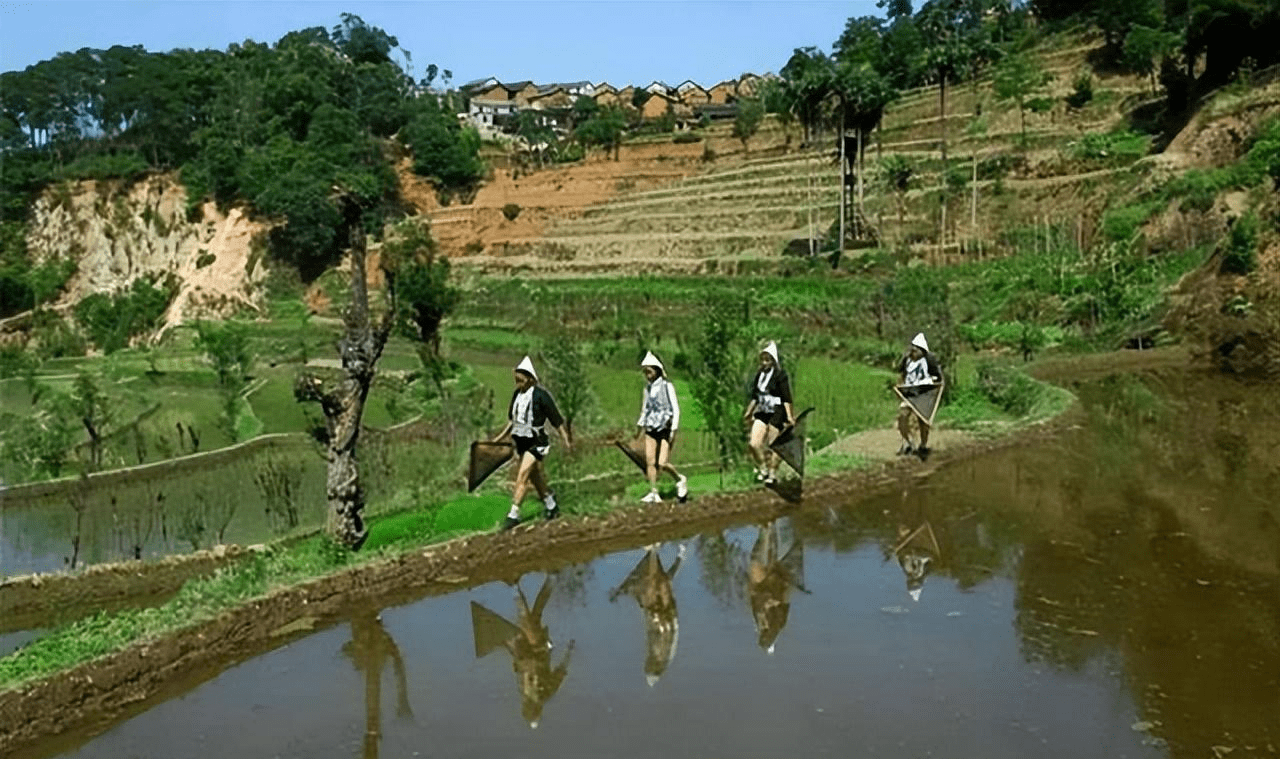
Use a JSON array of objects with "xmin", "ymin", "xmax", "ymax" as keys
[
  {"xmin": 918, "ymin": 420, "xmax": 930, "ymax": 450},
  {"xmin": 645, "ymin": 435, "xmax": 660, "ymax": 491},
  {"xmin": 506, "ymin": 452, "xmax": 541, "ymax": 523},
  {"xmin": 748, "ymin": 420, "xmax": 771, "ymax": 472},
  {"xmin": 513, "ymin": 453, "xmax": 539, "ymax": 507},
  {"xmin": 529, "ymin": 460, "xmax": 550, "ymax": 500},
  {"xmin": 657, "ymin": 438, "xmax": 682, "ymax": 481},
  {"xmin": 762, "ymin": 424, "xmax": 781, "ymax": 475},
  {"xmin": 897, "ymin": 405, "xmax": 917, "ymax": 448}
]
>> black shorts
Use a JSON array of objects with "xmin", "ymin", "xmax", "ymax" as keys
[
  {"xmin": 644, "ymin": 427, "xmax": 672, "ymax": 443},
  {"xmin": 753, "ymin": 410, "xmax": 787, "ymax": 431},
  {"xmin": 512, "ymin": 434, "xmax": 549, "ymax": 461}
]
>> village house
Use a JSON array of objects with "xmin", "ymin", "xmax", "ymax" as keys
[
  {"xmin": 456, "ymin": 72, "xmax": 763, "ymax": 130},
  {"xmin": 676, "ymin": 80, "xmax": 711, "ymax": 106},
  {"xmin": 644, "ymin": 81, "xmax": 673, "ymax": 97},
  {"xmin": 641, "ymin": 90, "xmax": 677, "ymax": 120},
  {"xmin": 593, "ymin": 82, "xmax": 619, "ymax": 107},
  {"xmin": 737, "ymin": 73, "xmax": 763, "ymax": 98},
  {"xmin": 528, "ymin": 85, "xmax": 574, "ymax": 110},
  {"xmin": 694, "ymin": 103, "xmax": 738, "ymax": 122},
  {"xmin": 505, "ymin": 80, "xmax": 539, "ymax": 106},
  {"xmin": 708, "ymin": 79, "xmax": 737, "ymax": 104},
  {"xmin": 468, "ymin": 97, "xmax": 517, "ymax": 127}
]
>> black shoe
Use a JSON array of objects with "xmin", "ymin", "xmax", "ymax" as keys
[
  {"xmin": 916, "ymin": 446, "xmax": 931, "ymax": 461},
  {"xmin": 544, "ymin": 505, "xmax": 560, "ymax": 521},
  {"xmin": 897, "ymin": 443, "xmax": 914, "ymax": 456},
  {"xmin": 502, "ymin": 516, "xmax": 520, "ymax": 531}
]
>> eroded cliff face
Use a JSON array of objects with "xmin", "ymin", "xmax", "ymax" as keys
[{"xmin": 27, "ymin": 175, "xmax": 270, "ymax": 328}]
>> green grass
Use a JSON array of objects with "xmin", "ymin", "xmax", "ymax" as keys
[{"xmin": 0, "ymin": 536, "xmax": 363, "ymax": 690}]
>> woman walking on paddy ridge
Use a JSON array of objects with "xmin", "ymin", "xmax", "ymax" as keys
[
  {"xmin": 896, "ymin": 332, "xmax": 942, "ymax": 458},
  {"xmin": 493, "ymin": 356, "xmax": 572, "ymax": 530},
  {"xmin": 634, "ymin": 351, "xmax": 689, "ymax": 504},
  {"xmin": 743, "ymin": 341, "xmax": 796, "ymax": 485}
]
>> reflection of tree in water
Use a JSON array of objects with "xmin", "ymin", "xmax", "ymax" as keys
[
  {"xmin": 470, "ymin": 575, "xmax": 574, "ymax": 729},
  {"xmin": 340, "ymin": 607, "xmax": 412, "ymax": 759},
  {"xmin": 695, "ymin": 530, "xmax": 749, "ymax": 610},
  {"xmin": 610, "ymin": 543, "xmax": 683, "ymax": 686},
  {"xmin": 747, "ymin": 518, "xmax": 807, "ymax": 654}
]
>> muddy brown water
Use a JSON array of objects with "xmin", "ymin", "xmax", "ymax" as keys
[{"xmin": 22, "ymin": 369, "xmax": 1280, "ymax": 758}]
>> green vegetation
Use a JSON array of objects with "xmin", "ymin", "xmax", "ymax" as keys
[
  {"xmin": 1222, "ymin": 212, "xmax": 1258, "ymax": 275},
  {"xmin": 992, "ymin": 52, "xmax": 1052, "ymax": 144},
  {"xmin": 0, "ymin": 347, "xmax": 1069, "ymax": 694},
  {"xmin": 72, "ymin": 276, "xmax": 176, "ymax": 354},
  {"xmin": 1158, "ymin": 118, "xmax": 1280, "ymax": 211},
  {"xmin": 0, "ymin": 14, "xmax": 485, "ymax": 301}
]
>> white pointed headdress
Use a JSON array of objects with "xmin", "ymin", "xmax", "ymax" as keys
[
  {"xmin": 911, "ymin": 333, "xmax": 929, "ymax": 353},
  {"xmin": 515, "ymin": 355, "xmax": 538, "ymax": 382},
  {"xmin": 760, "ymin": 341, "xmax": 779, "ymax": 364},
  {"xmin": 640, "ymin": 351, "xmax": 664, "ymax": 372}
]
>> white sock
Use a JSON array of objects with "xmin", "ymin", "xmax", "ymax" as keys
[
  {"xmin": 544, "ymin": 492, "xmax": 557, "ymax": 510},
  {"xmin": 507, "ymin": 504, "xmax": 520, "ymax": 520}
]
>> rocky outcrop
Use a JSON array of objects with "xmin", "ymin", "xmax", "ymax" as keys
[{"xmin": 27, "ymin": 174, "xmax": 270, "ymax": 330}]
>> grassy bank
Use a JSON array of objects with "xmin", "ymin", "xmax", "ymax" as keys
[{"xmin": 0, "ymin": 360, "xmax": 1070, "ymax": 692}]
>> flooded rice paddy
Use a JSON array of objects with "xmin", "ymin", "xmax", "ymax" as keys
[{"xmin": 26, "ymin": 370, "xmax": 1280, "ymax": 758}]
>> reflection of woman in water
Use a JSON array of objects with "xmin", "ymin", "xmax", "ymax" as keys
[
  {"xmin": 341, "ymin": 608, "xmax": 412, "ymax": 759},
  {"xmin": 470, "ymin": 575, "xmax": 574, "ymax": 729},
  {"xmin": 894, "ymin": 522, "xmax": 939, "ymax": 603},
  {"xmin": 748, "ymin": 518, "xmax": 807, "ymax": 654},
  {"xmin": 610, "ymin": 543, "xmax": 685, "ymax": 686}
]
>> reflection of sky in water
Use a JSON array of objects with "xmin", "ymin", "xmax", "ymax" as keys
[
  {"xmin": 59, "ymin": 526, "xmax": 1162, "ymax": 759},
  {"xmin": 20, "ymin": 371, "xmax": 1279, "ymax": 758},
  {"xmin": 0, "ymin": 628, "xmax": 45, "ymax": 658}
]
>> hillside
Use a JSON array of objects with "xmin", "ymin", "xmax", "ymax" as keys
[
  {"xmin": 3, "ymin": 30, "xmax": 1276, "ymax": 364},
  {"xmin": 421, "ymin": 30, "xmax": 1277, "ymax": 283}
]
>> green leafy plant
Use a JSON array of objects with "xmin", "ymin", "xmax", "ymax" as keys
[{"xmin": 1221, "ymin": 212, "xmax": 1258, "ymax": 275}]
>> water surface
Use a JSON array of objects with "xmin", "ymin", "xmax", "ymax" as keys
[{"xmin": 36, "ymin": 370, "xmax": 1280, "ymax": 758}]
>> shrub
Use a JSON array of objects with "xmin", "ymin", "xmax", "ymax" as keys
[
  {"xmin": 672, "ymin": 132, "xmax": 702, "ymax": 144},
  {"xmin": 73, "ymin": 276, "xmax": 176, "ymax": 353},
  {"xmin": 501, "ymin": 203, "xmax": 521, "ymax": 221},
  {"xmin": 1065, "ymin": 70, "xmax": 1094, "ymax": 109},
  {"xmin": 975, "ymin": 360, "xmax": 1042, "ymax": 416},
  {"xmin": 1221, "ymin": 212, "xmax": 1258, "ymax": 275},
  {"xmin": 1101, "ymin": 201, "xmax": 1160, "ymax": 241}
]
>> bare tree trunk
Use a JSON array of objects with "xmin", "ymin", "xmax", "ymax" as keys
[{"xmin": 294, "ymin": 218, "xmax": 395, "ymax": 550}]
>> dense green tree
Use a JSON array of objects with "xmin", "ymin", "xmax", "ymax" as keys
[
  {"xmin": 574, "ymin": 105, "xmax": 626, "ymax": 159},
  {"xmin": 733, "ymin": 97, "xmax": 765, "ymax": 153},
  {"xmin": 382, "ymin": 218, "xmax": 459, "ymax": 362},
  {"xmin": 402, "ymin": 98, "xmax": 486, "ymax": 190},
  {"xmin": 1124, "ymin": 25, "xmax": 1181, "ymax": 95},
  {"xmin": 780, "ymin": 47, "xmax": 836, "ymax": 141}
]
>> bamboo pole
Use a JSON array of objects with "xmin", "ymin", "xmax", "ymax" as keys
[{"xmin": 839, "ymin": 115, "xmax": 846, "ymax": 261}]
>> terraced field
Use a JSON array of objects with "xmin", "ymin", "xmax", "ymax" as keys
[{"xmin": 444, "ymin": 30, "xmax": 1215, "ymax": 274}]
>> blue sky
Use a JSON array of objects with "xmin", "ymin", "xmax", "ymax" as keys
[{"xmin": 0, "ymin": 1, "xmax": 881, "ymax": 87}]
